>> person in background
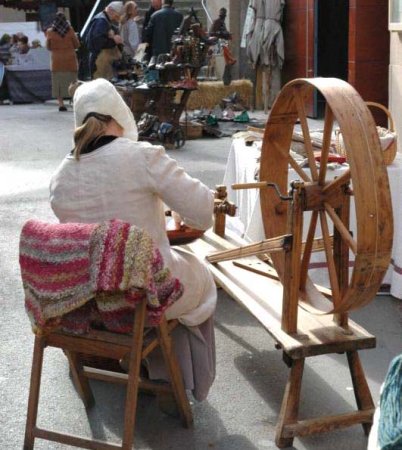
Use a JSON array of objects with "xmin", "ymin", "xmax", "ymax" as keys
[
  {"xmin": 141, "ymin": 0, "xmax": 161, "ymax": 60},
  {"xmin": 85, "ymin": 1, "xmax": 124, "ymax": 78},
  {"xmin": 18, "ymin": 36, "xmax": 30, "ymax": 54},
  {"xmin": 120, "ymin": 1, "xmax": 140, "ymax": 58},
  {"xmin": 145, "ymin": 0, "xmax": 182, "ymax": 59},
  {"xmin": 49, "ymin": 78, "xmax": 216, "ymax": 404},
  {"xmin": 9, "ymin": 34, "xmax": 19, "ymax": 58},
  {"xmin": 0, "ymin": 34, "xmax": 11, "ymax": 64},
  {"xmin": 209, "ymin": 7, "xmax": 231, "ymax": 40},
  {"xmin": 31, "ymin": 39, "xmax": 42, "ymax": 49},
  {"xmin": 46, "ymin": 12, "xmax": 80, "ymax": 112}
]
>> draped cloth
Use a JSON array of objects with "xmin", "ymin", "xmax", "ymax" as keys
[
  {"xmin": 245, "ymin": 0, "xmax": 285, "ymax": 108},
  {"xmin": 19, "ymin": 219, "xmax": 183, "ymax": 334},
  {"xmin": 246, "ymin": 0, "xmax": 285, "ymax": 68}
]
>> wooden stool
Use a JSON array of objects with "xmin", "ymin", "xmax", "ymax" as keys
[{"xmin": 23, "ymin": 298, "xmax": 193, "ymax": 450}]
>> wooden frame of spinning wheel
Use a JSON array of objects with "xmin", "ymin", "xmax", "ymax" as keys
[{"xmin": 186, "ymin": 78, "xmax": 393, "ymax": 447}]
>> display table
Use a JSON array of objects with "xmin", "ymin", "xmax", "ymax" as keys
[{"xmin": 223, "ymin": 138, "xmax": 402, "ymax": 298}]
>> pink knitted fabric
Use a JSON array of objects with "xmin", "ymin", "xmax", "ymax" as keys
[{"xmin": 19, "ymin": 219, "xmax": 183, "ymax": 334}]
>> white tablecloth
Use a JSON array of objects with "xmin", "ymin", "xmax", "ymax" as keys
[{"xmin": 223, "ymin": 138, "xmax": 402, "ymax": 299}]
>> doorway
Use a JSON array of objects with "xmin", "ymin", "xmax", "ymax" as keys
[{"xmin": 315, "ymin": 0, "xmax": 349, "ymax": 117}]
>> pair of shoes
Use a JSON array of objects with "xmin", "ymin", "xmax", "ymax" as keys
[{"xmin": 58, "ymin": 106, "xmax": 67, "ymax": 112}]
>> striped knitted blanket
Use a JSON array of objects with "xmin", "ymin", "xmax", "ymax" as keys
[{"xmin": 19, "ymin": 219, "xmax": 183, "ymax": 334}]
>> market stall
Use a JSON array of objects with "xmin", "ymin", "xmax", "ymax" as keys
[{"xmin": 5, "ymin": 48, "xmax": 51, "ymax": 103}]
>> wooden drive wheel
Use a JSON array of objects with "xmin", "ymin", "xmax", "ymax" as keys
[{"xmin": 259, "ymin": 78, "xmax": 393, "ymax": 332}]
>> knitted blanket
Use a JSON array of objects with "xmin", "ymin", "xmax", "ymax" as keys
[{"xmin": 19, "ymin": 219, "xmax": 183, "ymax": 334}]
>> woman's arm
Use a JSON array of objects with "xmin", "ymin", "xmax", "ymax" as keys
[{"xmin": 146, "ymin": 146, "xmax": 214, "ymax": 230}]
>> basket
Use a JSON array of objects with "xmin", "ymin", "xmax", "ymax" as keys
[
  {"xmin": 180, "ymin": 120, "xmax": 203, "ymax": 139},
  {"xmin": 335, "ymin": 101, "xmax": 397, "ymax": 165}
]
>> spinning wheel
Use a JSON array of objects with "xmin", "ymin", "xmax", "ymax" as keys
[
  {"xmin": 259, "ymin": 78, "xmax": 393, "ymax": 331},
  {"xmin": 198, "ymin": 78, "xmax": 394, "ymax": 446}
]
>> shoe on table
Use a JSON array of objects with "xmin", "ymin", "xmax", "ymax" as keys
[{"xmin": 233, "ymin": 110, "xmax": 250, "ymax": 123}]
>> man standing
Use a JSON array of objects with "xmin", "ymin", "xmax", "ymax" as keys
[
  {"xmin": 145, "ymin": 0, "xmax": 183, "ymax": 58},
  {"xmin": 141, "ymin": 0, "xmax": 161, "ymax": 61},
  {"xmin": 86, "ymin": 1, "xmax": 124, "ymax": 78},
  {"xmin": 142, "ymin": 0, "xmax": 162, "ymax": 42},
  {"xmin": 209, "ymin": 7, "xmax": 231, "ymax": 40}
]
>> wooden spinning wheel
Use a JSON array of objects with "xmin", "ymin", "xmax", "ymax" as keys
[
  {"xmin": 258, "ymin": 78, "xmax": 393, "ymax": 332},
  {"xmin": 189, "ymin": 78, "xmax": 395, "ymax": 447}
]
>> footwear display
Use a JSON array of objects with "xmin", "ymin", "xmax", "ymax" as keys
[{"xmin": 233, "ymin": 110, "xmax": 250, "ymax": 123}]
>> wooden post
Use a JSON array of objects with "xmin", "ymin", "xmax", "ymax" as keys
[
  {"xmin": 333, "ymin": 194, "xmax": 350, "ymax": 328},
  {"xmin": 281, "ymin": 184, "xmax": 303, "ymax": 334},
  {"xmin": 214, "ymin": 185, "xmax": 228, "ymax": 237}
]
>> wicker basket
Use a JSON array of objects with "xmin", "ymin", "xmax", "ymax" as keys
[
  {"xmin": 335, "ymin": 102, "xmax": 397, "ymax": 165},
  {"xmin": 180, "ymin": 120, "xmax": 203, "ymax": 139}
]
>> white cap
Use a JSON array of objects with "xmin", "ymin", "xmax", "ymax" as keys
[
  {"xmin": 107, "ymin": 1, "xmax": 124, "ymax": 15},
  {"xmin": 74, "ymin": 78, "xmax": 138, "ymax": 142}
]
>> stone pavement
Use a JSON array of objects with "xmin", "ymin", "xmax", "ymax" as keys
[{"xmin": 0, "ymin": 101, "xmax": 401, "ymax": 450}]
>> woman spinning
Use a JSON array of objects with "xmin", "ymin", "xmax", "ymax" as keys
[{"xmin": 49, "ymin": 78, "xmax": 216, "ymax": 401}]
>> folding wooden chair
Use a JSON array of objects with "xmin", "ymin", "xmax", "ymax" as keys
[{"xmin": 23, "ymin": 297, "xmax": 193, "ymax": 450}]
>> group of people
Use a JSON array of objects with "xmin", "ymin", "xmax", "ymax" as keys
[
  {"xmin": 86, "ymin": 0, "xmax": 183, "ymax": 79},
  {"xmin": 42, "ymin": 0, "xmax": 184, "ymax": 110},
  {"xmin": 0, "ymin": 33, "xmax": 43, "ymax": 65}
]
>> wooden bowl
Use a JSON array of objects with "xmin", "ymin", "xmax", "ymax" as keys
[{"xmin": 167, "ymin": 226, "xmax": 205, "ymax": 245}]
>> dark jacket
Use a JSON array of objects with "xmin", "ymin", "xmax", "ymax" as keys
[
  {"xmin": 86, "ymin": 11, "xmax": 118, "ymax": 54},
  {"xmin": 142, "ymin": 6, "xmax": 157, "ymax": 42},
  {"xmin": 145, "ymin": 5, "xmax": 183, "ymax": 57}
]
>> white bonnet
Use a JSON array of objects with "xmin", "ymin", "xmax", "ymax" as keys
[
  {"xmin": 108, "ymin": 1, "xmax": 124, "ymax": 15},
  {"xmin": 73, "ymin": 78, "xmax": 138, "ymax": 142}
]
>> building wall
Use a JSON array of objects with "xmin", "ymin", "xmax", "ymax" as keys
[
  {"xmin": 0, "ymin": 6, "xmax": 26, "ymax": 22},
  {"xmin": 389, "ymin": 31, "xmax": 402, "ymax": 153}
]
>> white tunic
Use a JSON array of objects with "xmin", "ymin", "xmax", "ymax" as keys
[{"xmin": 49, "ymin": 138, "xmax": 217, "ymax": 327}]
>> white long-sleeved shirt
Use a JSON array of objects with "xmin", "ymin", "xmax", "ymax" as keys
[{"xmin": 49, "ymin": 138, "xmax": 217, "ymax": 326}]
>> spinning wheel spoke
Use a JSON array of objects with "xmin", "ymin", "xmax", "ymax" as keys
[
  {"xmin": 319, "ymin": 210, "xmax": 341, "ymax": 305},
  {"xmin": 324, "ymin": 202, "xmax": 357, "ymax": 255},
  {"xmin": 322, "ymin": 169, "xmax": 351, "ymax": 195},
  {"xmin": 294, "ymin": 89, "xmax": 319, "ymax": 181},
  {"xmin": 318, "ymin": 105, "xmax": 335, "ymax": 185},
  {"xmin": 288, "ymin": 155, "xmax": 311, "ymax": 182},
  {"xmin": 300, "ymin": 210, "xmax": 319, "ymax": 290}
]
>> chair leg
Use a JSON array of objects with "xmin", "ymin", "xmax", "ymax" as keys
[
  {"xmin": 275, "ymin": 357, "xmax": 305, "ymax": 448},
  {"xmin": 122, "ymin": 298, "xmax": 147, "ymax": 450},
  {"xmin": 156, "ymin": 318, "xmax": 193, "ymax": 428},
  {"xmin": 24, "ymin": 336, "xmax": 46, "ymax": 450},
  {"xmin": 64, "ymin": 350, "xmax": 95, "ymax": 409},
  {"xmin": 347, "ymin": 350, "xmax": 374, "ymax": 435}
]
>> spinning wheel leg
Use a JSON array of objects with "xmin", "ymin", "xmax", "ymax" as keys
[
  {"xmin": 275, "ymin": 358, "xmax": 305, "ymax": 448},
  {"xmin": 346, "ymin": 351, "xmax": 374, "ymax": 435}
]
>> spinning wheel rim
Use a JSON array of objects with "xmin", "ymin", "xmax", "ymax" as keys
[{"xmin": 259, "ymin": 78, "xmax": 393, "ymax": 314}]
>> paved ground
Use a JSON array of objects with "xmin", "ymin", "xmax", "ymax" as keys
[{"xmin": 0, "ymin": 101, "xmax": 401, "ymax": 450}]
